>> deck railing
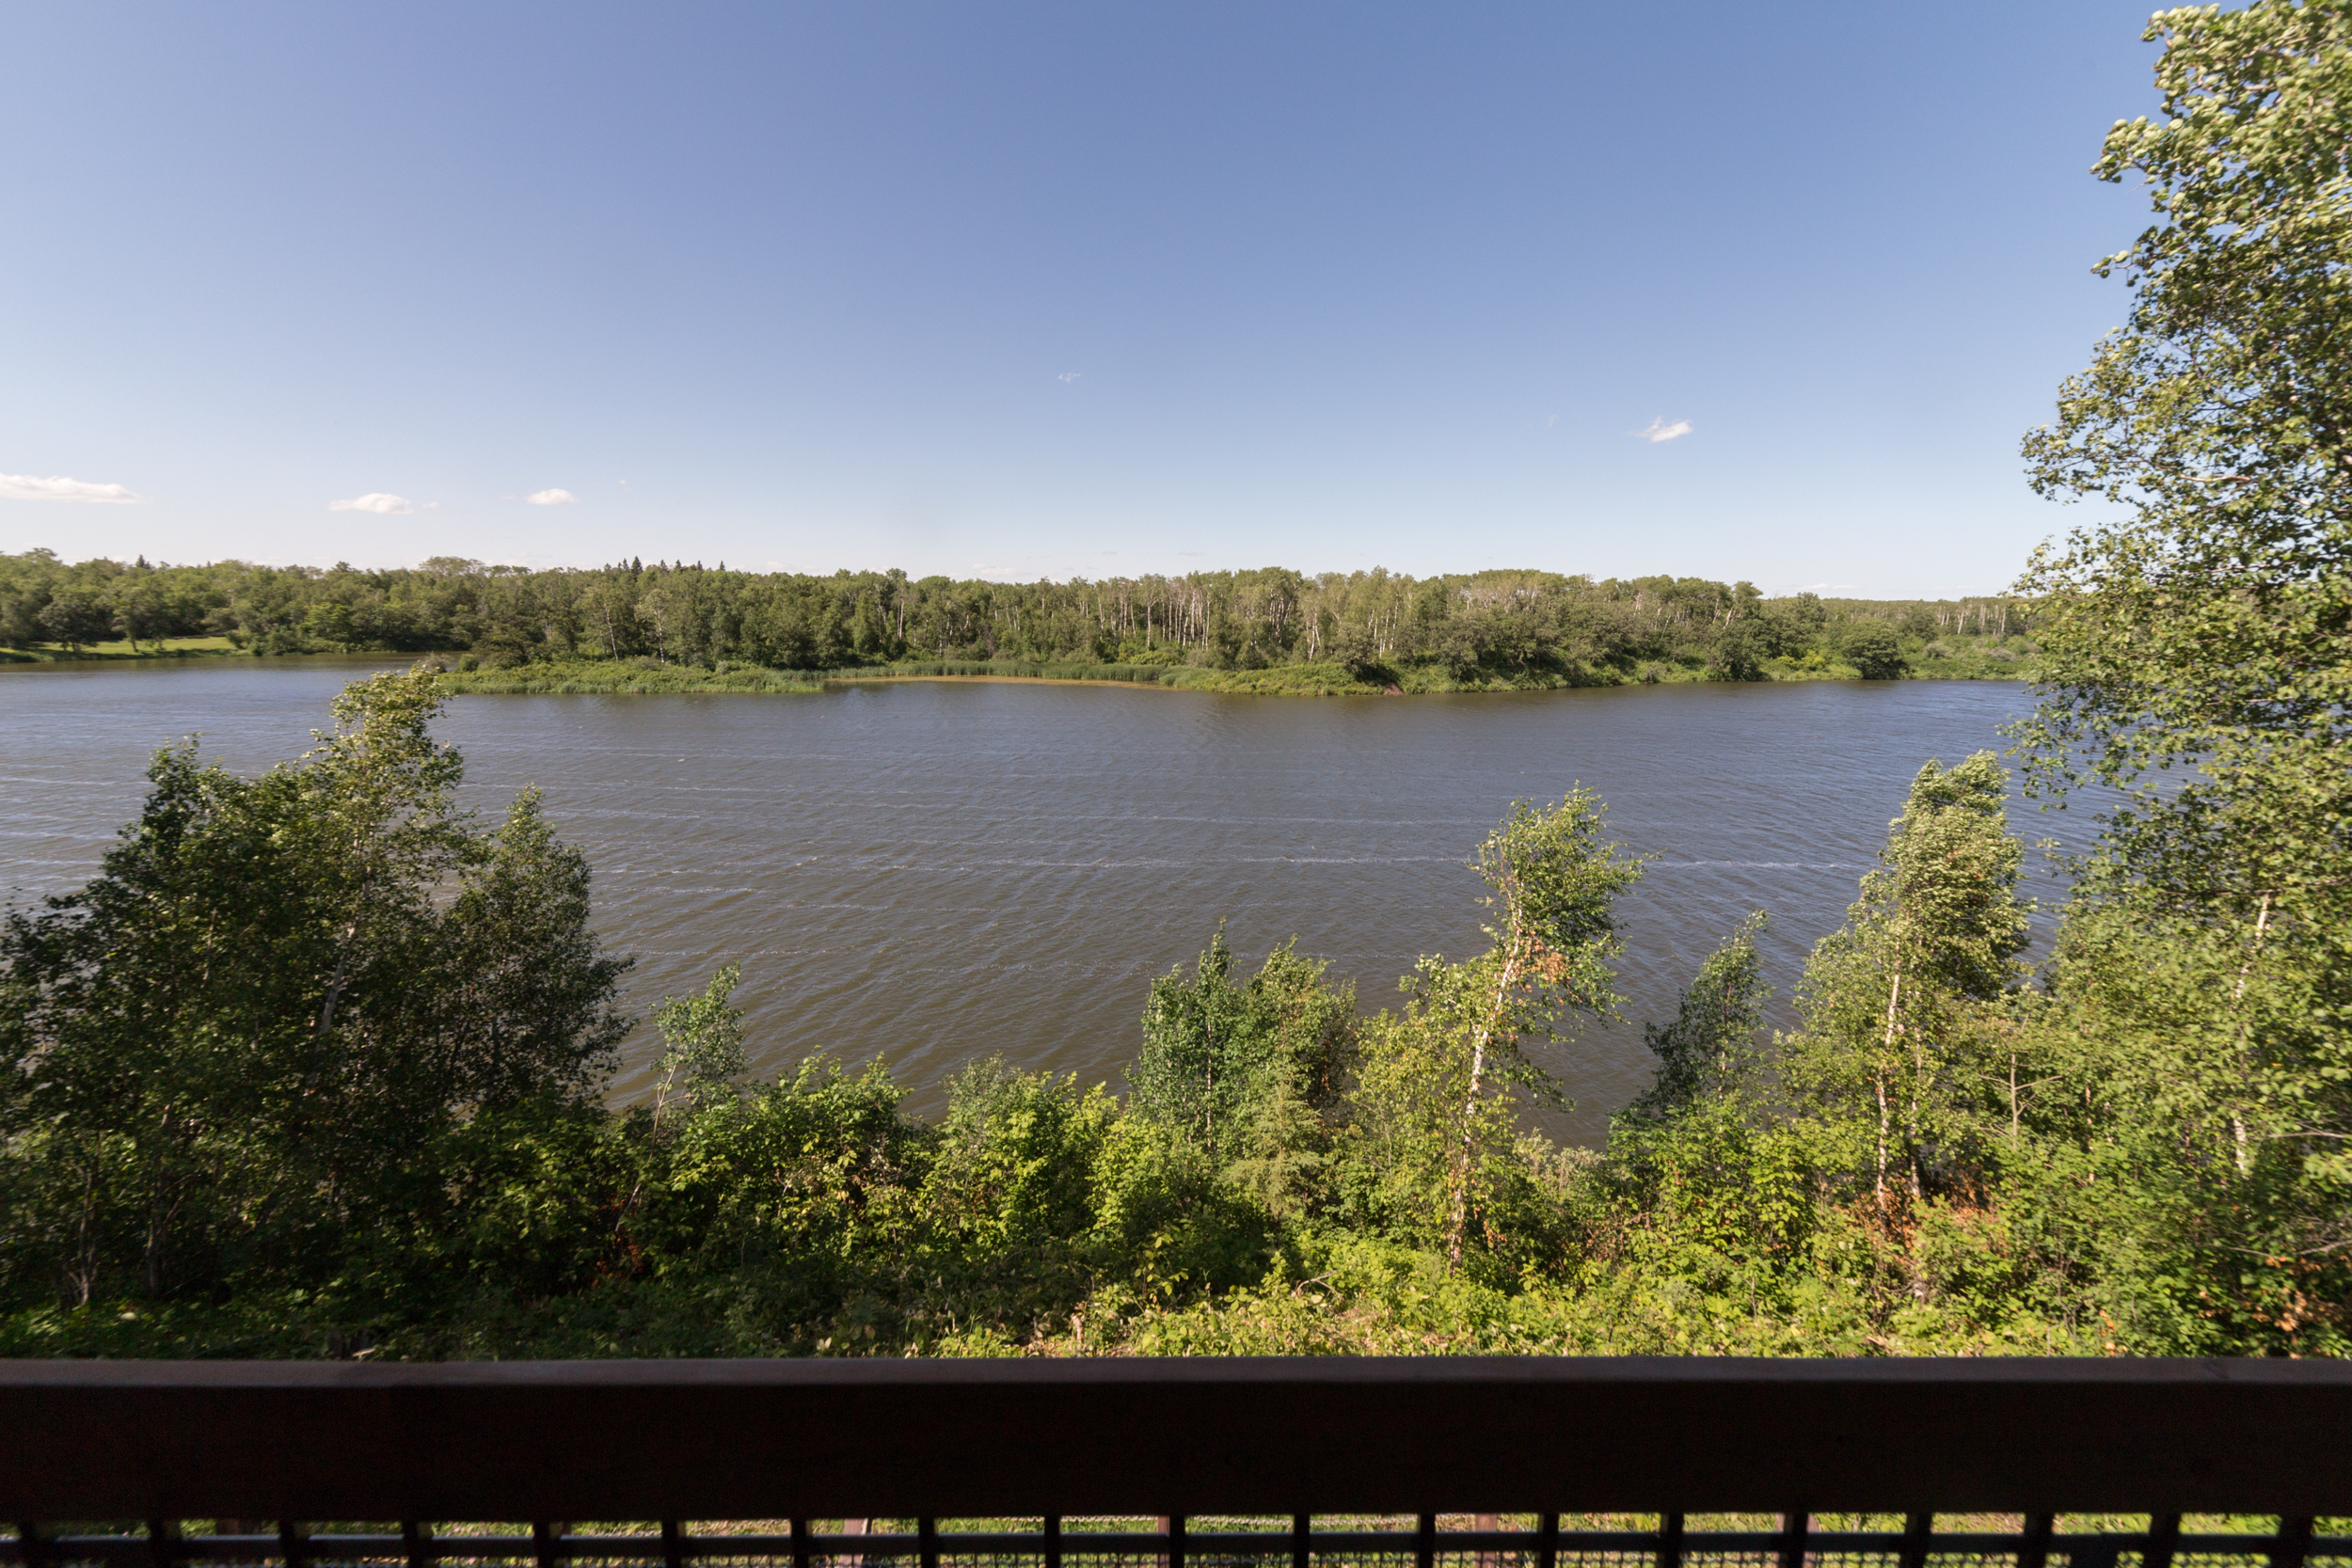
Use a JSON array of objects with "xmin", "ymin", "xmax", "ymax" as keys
[{"xmin": 4, "ymin": 1358, "xmax": 2347, "ymax": 1568}]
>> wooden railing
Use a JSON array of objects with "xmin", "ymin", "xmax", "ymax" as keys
[{"xmin": 3, "ymin": 1357, "xmax": 2346, "ymax": 1566}]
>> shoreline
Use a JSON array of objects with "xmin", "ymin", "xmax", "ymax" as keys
[
  {"xmin": 0, "ymin": 650, "xmax": 2038, "ymax": 694},
  {"xmin": 433, "ymin": 658, "xmax": 2037, "ymax": 697}
]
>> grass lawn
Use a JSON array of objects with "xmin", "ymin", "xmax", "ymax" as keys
[{"xmin": 0, "ymin": 636, "xmax": 249, "ymax": 663}]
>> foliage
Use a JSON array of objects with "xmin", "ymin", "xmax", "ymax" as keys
[
  {"xmin": 2007, "ymin": 0, "xmax": 2352, "ymax": 1353},
  {"xmin": 0, "ymin": 669, "xmax": 630, "ymax": 1313},
  {"xmin": 1840, "ymin": 622, "xmax": 1908, "ymax": 681},
  {"xmin": 3, "ymin": 658, "xmax": 2348, "ymax": 1358},
  {"xmin": 2016, "ymin": 0, "xmax": 2351, "ymax": 914},
  {"xmin": 0, "ymin": 546, "xmax": 2035, "ymax": 687},
  {"xmin": 1129, "ymin": 927, "xmax": 1358, "ymax": 1164},
  {"xmin": 653, "ymin": 962, "xmax": 747, "ymax": 1122},
  {"xmin": 1621, "ymin": 911, "xmax": 1772, "ymax": 1126},
  {"xmin": 1782, "ymin": 753, "xmax": 2033, "ymax": 1212}
]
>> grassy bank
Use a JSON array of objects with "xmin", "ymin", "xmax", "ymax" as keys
[
  {"xmin": 0, "ymin": 635, "xmax": 246, "ymax": 664},
  {"xmin": 429, "ymin": 650, "xmax": 2037, "ymax": 698},
  {"xmin": 429, "ymin": 657, "xmax": 823, "ymax": 694}
]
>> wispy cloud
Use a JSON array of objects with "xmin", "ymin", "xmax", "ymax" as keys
[
  {"xmin": 328, "ymin": 492, "xmax": 413, "ymax": 515},
  {"xmin": 1635, "ymin": 417, "xmax": 1692, "ymax": 444},
  {"xmin": 526, "ymin": 488, "xmax": 578, "ymax": 506},
  {"xmin": 1057, "ymin": 372, "xmax": 1081, "ymax": 383},
  {"xmin": 0, "ymin": 472, "xmax": 145, "ymax": 504}
]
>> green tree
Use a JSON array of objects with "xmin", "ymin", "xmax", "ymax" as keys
[
  {"xmin": 653, "ymin": 961, "xmax": 748, "ymax": 1123},
  {"xmin": 1351, "ymin": 792, "xmax": 1645, "ymax": 1269},
  {"xmin": 1623, "ymin": 911, "xmax": 1772, "ymax": 1125},
  {"xmin": 0, "ymin": 668, "xmax": 631, "ymax": 1309},
  {"xmin": 850, "ymin": 590, "xmax": 895, "ymax": 660},
  {"xmin": 1785, "ymin": 754, "xmax": 2031, "ymax": 1213},
  {"xmin": 1128, "ymin": 927, "xmax": 1357, "ymax": 1166},
  {"xmin": 37, "ymin": 593, "xmax": 111, "ymax": 651},
  {"xmin": 2017, "ymin": 0, "xmax": 2351, "ymax": 916},
  {"xmin": 1708, "ymin": 621, "xmax": 1769, "ymax": 682},
  {"xmin": 2010, "ymin": 0, "xmax": 2352, "ymax": 1346},
  {"xmin": 1840, "ymin": 621, "xmax": 1907, "ymax": 680}
]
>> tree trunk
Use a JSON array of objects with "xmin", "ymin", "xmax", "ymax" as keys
[
  {"xmin": 2227, "ymin": 893, "xmax": 2273, "ymax": 1178},
  {"xmin": 1875, "ymin": 963, "xmax": 1902, "ymax": 1214},
  {"xmin": 1447, "ymin": 910, "xmax": 1525, "ymax": 1271}
]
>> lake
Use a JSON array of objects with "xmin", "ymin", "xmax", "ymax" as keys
[{"xmin": 0, "ymin": 663, "xmax": 2077, "ymax": 1144}]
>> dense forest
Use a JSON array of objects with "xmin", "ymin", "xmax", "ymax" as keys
[
  {"xmin": 1, "ymin": 0, "xmax": 2345, "ymax": 1359},
  {"xmin": 0, "ymin": 546, "xmax": 2033, "ymax": 689}
]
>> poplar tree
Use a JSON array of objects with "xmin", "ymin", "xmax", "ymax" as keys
[
  {"xmin": 1623, "ymin": 911, "xmax": 1772, "ymax": 1124},
  {"xmin": 2017, "ymin": 0, "xmax": 2349, "ymax": 933},
  {"xmin": 1351, "ymin": 792, "xmax": 1645, "ymax": 1269},
  {"xmin": 2012, "ymin": 0, "xmax": 2352, "ymax": 1326},
  {"xmin": 1786, "ymin": 753, "xmax": 2031, "ymax": 1212}
]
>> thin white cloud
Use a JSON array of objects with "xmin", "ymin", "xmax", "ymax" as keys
[
  {"xmin": 0, "ymin": 472, "xmax": 145, "ymax": 504},
  {"xmin": 1057, "ymin": 372, "xmax": 1081, "ymax": 383},
  {"xmin": 1636, "ymin": 417, "xmax": 1693, "ymax": 444},
  {"xmin": 526, "ymin": 487, "xmax": 578, "ymax": 506},
  {"xmin": 328, "ymin": 492, "xmax": 414, "ymax": 515}
]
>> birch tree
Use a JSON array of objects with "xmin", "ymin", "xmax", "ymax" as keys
[{"xmin": 1785, "ymin": 754, "xmax": 2031, "ymax": 1213}]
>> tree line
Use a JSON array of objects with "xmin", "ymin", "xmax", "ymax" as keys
[{"xmin": 0, "ymin": 546, "xmax": 2031, "ymax": 684}]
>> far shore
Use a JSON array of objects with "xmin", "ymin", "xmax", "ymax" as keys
[{"xmin": 0, "ymin": 644, "xmax": 2035, "ymax": 695}]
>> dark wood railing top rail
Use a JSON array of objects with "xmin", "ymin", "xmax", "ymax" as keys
[{"xmin": 4, "ymin": 1356, "xmax": 2349, "ymax": 1519}]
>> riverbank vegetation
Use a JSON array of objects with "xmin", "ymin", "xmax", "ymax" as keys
[
  {"xmin": 1, "ymin": 546, "xmax": 2036, "ymax": 689},
  {"xmin": 1, "ymin": 661, "xmax": 2343, "ymax": 1359}
]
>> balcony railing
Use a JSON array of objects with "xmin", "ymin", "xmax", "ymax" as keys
[{"xmin": 4, "ymin": 1358, "xmax": 2346, "ymax": 1568}]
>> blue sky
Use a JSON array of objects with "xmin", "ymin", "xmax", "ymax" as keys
[{"xmin": 2, "ymin": 2, "xmax": 2161, "ymax": 595}]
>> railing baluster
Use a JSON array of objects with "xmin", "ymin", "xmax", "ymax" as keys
[
  {"xmin": 2271, "ymin": 1515, "xmax": 2315, "ymax": 1568},
  {"xmin": 17, "ymin": 1524, "xmax": 53, "ymax": 1568},
  {"xmin": 661, "ymin": 1519, "xmax": 685, "ymax": 1568},
  {"xmin": 2145, "ymin": 1513, "xmax": 2181, "ymax": 1568},
  {"xmin": 1657, "ymin": 1513, "xmax": 1684, "ymax": 1568},
  {"xmin": 1901, "ymin": 1513, "xmax": 1932, "ymax": 1568},
  {"xmin": 1045, "ymin": 1515, "xmax": 1063, "ymax": 1568},
  {"xmin": 148, "ymin": 1519, "xmax": 183, "ymax": 1568},
  {"xmin": 1291, "ymin": 1514, "xmax": 1310, "ymax": 1568},
  {"xmin": 1415, "ymin": 1513, "xmax": 1436, "ymax": 1568},
  {"xmin": 532, "ymin": 1521, "xmax": 557, "ymax": 1568},
  {"xmin": 791, "ymin": 1517, "xmax": 811, "ymax": 1568},
  {"xmin": 1538, "ymin": 1512, "xmax": 1559, "ymax": 1568},
  {"xmin": 279, "ymin": 1521, "xmax": 310, "ymax": 1568},
  {"xmin": 1168, "ymin": 1514, "xmax": 1187, "ymax": 1568},
  {"xmin": 919, "ymin": 1516, "xmax": 938, "ymax": 1568},
  {"xmin": 403, "ymin": 1520, "xmax": 433, "ymax": 1568},
  {"xmin": 2018, "ymin": 1513, "xmax": 2055, "ymax": 1568},
  {"xmin": 1776, "ymin": 1513, "xmax": 1808, "ymax": 1568}
]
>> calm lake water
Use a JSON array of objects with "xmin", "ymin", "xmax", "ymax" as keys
[{"xmin": 0, "ymin": 663, "xmax": 2077, "ymax": 1143}]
